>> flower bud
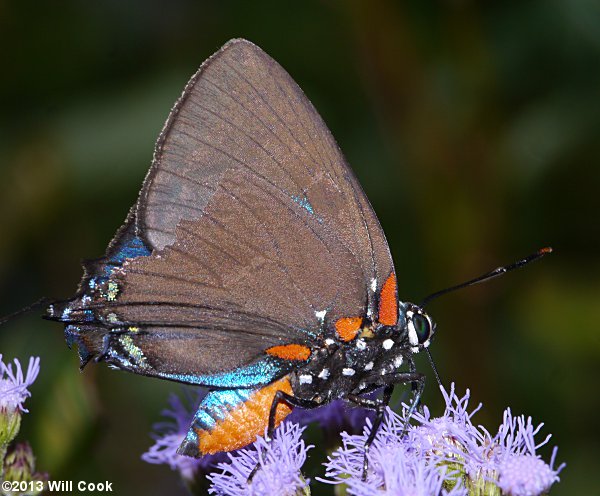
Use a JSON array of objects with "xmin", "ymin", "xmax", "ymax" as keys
[{"xmin": 0, "ymin": 407, "xmax": 22, "ymax": 447}]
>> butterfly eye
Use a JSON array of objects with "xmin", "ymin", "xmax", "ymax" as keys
[{"xmin": 412, "ymin": 313, "xmax": 431, "ymax": 344}]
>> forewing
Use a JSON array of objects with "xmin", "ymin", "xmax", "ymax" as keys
[{"xmin": 137, "ymin": 39, "xmax": 395, "ymax": 317}]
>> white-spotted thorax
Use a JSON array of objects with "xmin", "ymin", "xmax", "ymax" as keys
[{"xmin": 289, "ymin": 300, "xmax": 436, "ymax": 404}]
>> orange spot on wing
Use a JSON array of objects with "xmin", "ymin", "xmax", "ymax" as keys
[
  {"xmin": 266, "ymin": 344, "xmax": 311, "ymax": 361},
  {"xmin": 378, "ymin": 272, "xmax": 398, "ymax": 326},
  {"xmin": 197, "ymin": 377, "xmax": 293, "ymax": 454},
  {"xmin": 335, "ymin": 317, "xmax": 363, "ymax": 341}
]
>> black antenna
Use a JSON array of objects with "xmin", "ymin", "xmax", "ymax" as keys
[
  {"xmin": 0, "ymin": 297, "xmax": 54, "ymax": 326},
  {"xmin": 420, "ymin": 247, "xmax": 553, "ymax": 307}
]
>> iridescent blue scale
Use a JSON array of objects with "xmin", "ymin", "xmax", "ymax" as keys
[
  {"xmin": 101, "ymin": 233, "xmax": 151, "ymax": 277},
  {"xmin": 156, "ymin": 357, "xmax": 286, "ymax": 389}
]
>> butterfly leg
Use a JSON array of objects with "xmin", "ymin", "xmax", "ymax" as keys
[
  {"xmin": 347, "ymin": 384, "xmax": 394, "ymax": 480},
  {"xmin": 348, "ymin": 370, "xmax": 425, "ymax": 480},
  {"xmin": 404, "ymin": 361, "xmax": 426, "ymax": 428},
  {"xmin": 247, "ymin": 390, "xmax": 320, "ymax": 483},
  {"xmin": 381, "ymin": 369, "xmax": 425, "ymax": 435}
]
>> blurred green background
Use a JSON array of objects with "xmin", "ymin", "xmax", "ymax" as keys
[{"xmin": 1, "ymin": 1, "xmax": 598, "ymax": 494}]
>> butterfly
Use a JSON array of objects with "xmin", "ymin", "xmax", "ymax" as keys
[{"xmin": 45, "ymin": 38, "xmax": 549, "ymax": 467}]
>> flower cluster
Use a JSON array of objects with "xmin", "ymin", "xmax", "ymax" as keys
[
  {"xmin": 320, "ymin": 411, "xmax": 467, "ymax": 495},
  {"xmin": 321, "ymin": 384, "xmax": 564, "ymax": 496}
]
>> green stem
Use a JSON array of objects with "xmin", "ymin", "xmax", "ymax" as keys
[{"xmin": 0, "ymin": 442, "xmax": 6, "ymax": 481}]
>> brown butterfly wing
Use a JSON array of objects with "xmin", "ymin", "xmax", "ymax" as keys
[{"xmin": 66, "ymin": 39, "xmax": 396, "ymax": 380}]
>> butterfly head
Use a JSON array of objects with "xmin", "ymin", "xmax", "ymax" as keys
[{"xmin": 402, "ymin": 302, "xmax": 436, "ymax": 353}]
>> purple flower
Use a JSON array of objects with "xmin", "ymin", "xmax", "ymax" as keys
[
  {"xmin": 321, "ymin": 409, "xmax": 466, "ymax": 495},
  {"xmin": 345, "ymin": 446, "xmax": 466, "ymax": 496},
  {"xmin": 409, "ymin": 384, "xmax": 482, "ymax": 457},
  {"xmin": 411, "ymin": 384, "xmax": 564, "ymax": 496},
  {"xmin": 208, "ymin": 422, "xmax": 312, "ymax": 496},
  {"xmin": 497, "ymin": 453, "xmax": 561, "ymax": 496},
  {"xmin": 142, "ymin": 389, "xmax": 226, "ymax": 481},
  {"xmin": 0, "ymin": 355, "xmax": 40, "ymax": 412},
  {"xmin": 320, "ymin": 383, "xmax": 562, "ymax": 496},
  {"xmin": 494, "ymin": 410, "xmax": 565, "ymax": 496},
  {"xmin": 433, "ymin": 396, "xmax": 565, "ymax": 495}
]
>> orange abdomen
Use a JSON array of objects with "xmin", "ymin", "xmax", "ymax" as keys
[{"xmin": 197, "ymin": 376, "xmax": 293, "ymax": 454}]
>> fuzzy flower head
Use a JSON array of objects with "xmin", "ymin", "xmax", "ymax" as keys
[
  {"xmin": 410, "ymin": 383, "xmax": 482, "ymax": 458},
  {"xmin": 320, "ymin": 384, "xmax": 563, "ymax": 496},
  {"xmin": 208, "ymin": 422, "xmax": 312, "ymax": 496},
  {"xmin": 0, "ymin": 355, "xmax": 40, "ymax": 413},
  {"xmin": 411, "ymin": 384, "xmax": 564, "ymax": 496},
  {"xmin": 493, "ymin": 410, "xmax": 565, "ymax": 496},
  {"xmin": 142, "ymin": 389, "xmax": 226, "ymax": 482},
  {"xmin": 321, "ymin": 409, "xmax": 466, "ymax": 495},
  {"xmin": 346, "ymin": 446, "xmax": 466, "ymax": 496},
  {"xmin": 497, "ymin": 453, "xmax": 560, "ymax": 496}
]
